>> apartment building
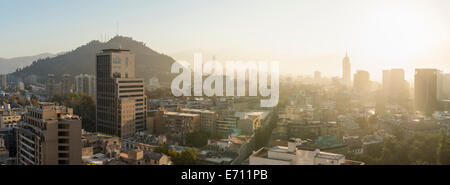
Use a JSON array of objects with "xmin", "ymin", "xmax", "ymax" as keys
[{"xmin": 16, "ymin": 102, "xmax": 81, "ymax": 165}]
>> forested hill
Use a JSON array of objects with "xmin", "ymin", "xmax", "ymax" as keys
[{"xmin": 12, "ymin": 35, "xmax": 176, "ymax": 84}]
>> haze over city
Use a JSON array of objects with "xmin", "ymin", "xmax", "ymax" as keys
[{"xmin": 2, "ymin": 0, "xmax": 450, "ymax": 81}]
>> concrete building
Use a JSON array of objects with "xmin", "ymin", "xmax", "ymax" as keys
[
  {"xmin": 75, "ymin": 74, "xmax": 96, "ymax": 99},
  {"xmin": 0, "ymin": 74, "xmax": 7, "ymax": 90},
  {"xmin": 437, "ymin": 72, "xmax": 450, "ymax": 101},
  {"xmin": 235, "ymin": 111, "xmax": 268, "ymax": 135},
  {"xmin": 0, "ymin": 137, "xmax": 9, "ymax": 164},
  {"xmin": 46, "ymin": 74, "xmax": 61, "ymax": 99},
  {"xmin": 383, "ymin": 69, "xmax": 408, "ymax": 101},
  {"xmin": 96, "ymin": 49, "xmax": 146, "ymax": 138},
  {"xmin": 216, "ymin": 117, "xmax": 239, "ymax": 139},
  {"xmin": 0, "ymin": 107, "xmax": 21, "ymax": 128},
  {"xmin": 342, "ymin": 53, "xmax": 351, "ymax": 87},
  {"xmin": 249, "ymin": 139, "xmax": 350, "ymax": 165},
  {"xmin": 415, "ymin": 69, "xmax": 439, "ymax": 115},
  {"xmin": 17, "ymin": 102, "xmax": 82, "ymax": 165},
  {"xmin": 158, "ymin": 110, "xmax": 200, "ymax": 145},
  {"xmin": 353, "ymin": 70, "xmax": 370, "ymax": 96},
  {"xmin": 61, "ymin": 74, "xmax": 73, "ymax": 96},
  {"xmin": 178, "ymin": 107, "xmax": 217, "ymax": 135}
]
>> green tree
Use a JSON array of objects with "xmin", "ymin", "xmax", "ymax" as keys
[
  {"xmin": 437, "ymin": 131, "xmax": 450, "ymax": 165},
  {"xmin": 168, "ymin": 147, "xmax": 199, "ymax": 165},
  {"xmin": 185, "ymin": 131, "xmax": 211, "ymax": 148}
]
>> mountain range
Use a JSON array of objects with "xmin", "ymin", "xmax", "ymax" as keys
[
  {"xmin": 11, "ymin": 36, "xmax": 176, "ymax": 85},
  {"xmin": 0, "ymin": 53, "xmax": 56, "ymax": 74}
]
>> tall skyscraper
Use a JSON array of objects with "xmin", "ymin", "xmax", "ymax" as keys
[
  {"xmin": 437, "ymin": 72, "xmax": 450, "ymax": 100},
  {"xmin": 96, "ymin": 49, "xmax": 146, "ymax": 138},
  {"xmin": 353, "ymin": 70, "xmax": 370, "ymax": 94},
  {"xmin": 17, "ymin": 102, "xmax": 81, "ymax": 165},
  {"xmin": 415, "ymin": 68, "xmax": 439, "ymax": 115},
  {"xmin": 0, "ymin": 74, "xmax": 7, "ymax": 89},
  {"xmin": 61, "ymin": 74, "xmax": 73, "ymax": 96},
  {"xmin": 75, "ymin": 74, "xmax": 96, "ymax": 99},
  {"xmin": 383, "ymin": 69, "xmax": 408, "ymax": 101},
  {"xmin": 342, "ymin": 53, "xmax": 351, "ymax": 87}
]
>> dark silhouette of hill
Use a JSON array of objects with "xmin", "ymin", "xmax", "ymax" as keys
[{"xmin": 11, "ymin": 36, "xmax": 176, "ymax": 84}]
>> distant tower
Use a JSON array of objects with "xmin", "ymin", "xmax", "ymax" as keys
[{"xmin": 342, "ymin": 53, "xmax": 351, "ymax": 87}]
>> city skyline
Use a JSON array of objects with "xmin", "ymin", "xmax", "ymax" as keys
[{"xmin": 2, "ymin": 0, "xmax": 450, "ymax": 81}]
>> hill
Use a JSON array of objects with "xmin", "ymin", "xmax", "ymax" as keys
[
  {"xmin": 11, "ymin": 36, "xmax": 176, "ymax": 85},
  {"xmin": 0, "ymin": 53, "xmax": 55, "ymax": 74}
]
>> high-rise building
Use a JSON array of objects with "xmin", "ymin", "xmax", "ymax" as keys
[
  {"xmin": 382, "ymin": 69, "xmax": 409, "ymax": 101},
  {"xmin": 353, "ymin": 70, "xmax": 370, "ymax": 94},
  {"xmin": 75, "ymin": 74, "xmax": 96, "ymax": 99},
  {"xmin": 46, "ymin": 74, "xmax": 61, "ymax": 99},
  {"xmin": 314, "ymin": 71, "xmax": 322, "ymax": 83},
  {"xmin": 415, "ymin": 69, "xmax": 439, "ymax": 115},
  {"xmin": 61, "ymin": 74, "xmax": 73, "ymax": 96},
  {"xmin": 0, "ymin": 74, "xmax": 7, "ymax": 89},
  {"xmin": 342, "ymin": 53, "xmax": 351, "ymax": 87},
  {"xmin": 17, "ymin": 102, "xmax": 81, "ymax": 165},
  {"xmin": 96, "ymin": 49, "xmax": 146, "ymax": 138},
  {"xmin": 437, "ymin": 72, "xmax": 450, "ymax": 100}
]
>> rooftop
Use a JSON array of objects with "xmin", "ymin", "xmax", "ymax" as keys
[{"xmin": 101, "ymin": 49, "xmax": 131, "ymax": 53}]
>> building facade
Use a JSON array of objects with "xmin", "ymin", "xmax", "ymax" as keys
[
  {"xmin": 342, "ymin": 53, "xmax": 351, "ymax": 87},
  {"xmin": 75, "ymin": 74, "xmax": 96, "ymax": 99},
  {"xmin": 61, "ymin": 74, "xmax": 73, "ymax": 96},
  {"xmin": 0, "ymin": 74, "xmax": 7, "ymax": 89},
  {"xmin": 17, "ymin": 103, "xmax": 82, "ymax": 165},
  {"xmin": 415, "ymin": 69, "xmax": 439, "ymax": 115},
  {"xmin": 96, "ymin": 49, "xmax": 146, "ymax": 138}
]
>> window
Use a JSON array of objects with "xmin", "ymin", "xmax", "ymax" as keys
[
  {"xmin": 113, "ymin": 56, "xmax": 121, "ymax": 64},
  {"xmin": 58, "ymin": 124, "xmax": 69, "ymax": 129},
  {"xmin": 113, "ymin": 72, "xmax": 121, "ymax": 78},
  {"xmin": 58, "ymin": 153, "xmax": 69, "ymax": 158},
  {"xmin": 58, "ymin": 131, "xmax": 69, "ymax": 137},
  {"xmin": 58, "ymin": 146, "xmax": 69, "ymax": 151},
  {"xmin": 58, "ymin": 139, "xmax": 69, "ymax": 144}
]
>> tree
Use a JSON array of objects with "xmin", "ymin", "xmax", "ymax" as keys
[
  {"xmin": 437, "ymin": 131, "xmax": 450, "ymax": 165},
  {"xmin": 185, "ymin": 131, "xmax": 211, "ymax": 148},
  {"xmin": 168, "ymin": 147, "xmax": 199, "ymax": 165},
  {"xmin": 154, "ymin": 145, "xmax": 169, "ymax": 155},
  {"xmin": 56, "ymin": 92, "xmax": 96, "ymax": 132}
]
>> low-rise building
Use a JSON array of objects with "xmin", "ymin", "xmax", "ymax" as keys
[{"xmin": 249, "ymin": 139, "xmax": 349, "ymax": 165}]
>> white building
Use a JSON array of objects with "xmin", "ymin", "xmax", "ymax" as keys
[
  {"xmin": 75, "ymin": 74, "xmax": 96, "ymax": 98},
  {"xmin": 249, "ymin": 139, "xmax": 349, "ymax": 165}
]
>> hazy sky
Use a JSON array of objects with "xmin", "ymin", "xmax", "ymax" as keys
[{"xmin": 2, "ymin": 0, "xmax": 450, "ymax": 81}]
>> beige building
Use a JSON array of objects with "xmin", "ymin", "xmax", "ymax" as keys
[
  {"xmin": 178, "ymin": 107, "xmax": 217, "ymax": 135},
  {"xmin": 154, "ymin": 108, "xmax": 200, "ymax": 145},
  {"xmin": 0, "ymin": 74, "xmax": 7, "ymax": 89},
  {"xmin": 61, "ymin": 74, "xmax": 73, "ymax": 96},
  {"xmin": 249, "ymin": 139, "xmax": 349, "ymax": 165},
  {"xmin": 96, "ymin": 49, "xmax": 146, "ymax": 138},
  {"xmin": 75, "ymin": 74, "xmax": 96, "ymax": 99},
  {"xmin": 0, "ymin": 111, "xmax": 21, "ymax": 129},
  {"xmin": 216, "ymin": 117, "xmax": 239, "ymax": 139},
  {"xmin": 17, "ymin": 102, "xmax": 82, "ymax": 165},
  {"xmin": 46, "ymin": 74, "xmax": 62, "ymax": 99}
]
